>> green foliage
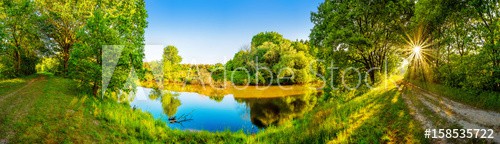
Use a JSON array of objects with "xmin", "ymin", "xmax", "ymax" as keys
[
  {"xmin": 0, "ymin": 0, "xmax": 42, "ymax": 77},
  {"xmin": 69, "ymin": 0, "xmax": 147, "ymax": 96},
  {"xmin": 251, "ymin": 31, "xmax": 286, "ymax": 49},
  {"xmin": 413, "ymin": 0, "xmax": 500, "ymax": 92},
  {"xmin": 162, "ymin": 45, "xmax": 183, "ymax": 83},
  {"xmin": 310, "ymin": 0, "xmax": 413, "ymax": 91},
  {"xmin": 35, "ymin": 0, "xmax": 96, "ymax": 75},
  {"xmin": 35, "ymin": 57, "xmax": 59, "ymax": 74},
  {"xmin": 226, "ymin": 32, "xmax": 316, "ymax": 85},
  {"xmin": 69, "ymin": 9, "xmax": 117, "ymax": 96},
  {"xmin": 1, "ymin": 0, "xmax": 149, "ymax": 96}
]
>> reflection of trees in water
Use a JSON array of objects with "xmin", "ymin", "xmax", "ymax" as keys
[
  {"xmin": 162, "ymin": 84, "xmax": 231, "ymax": 97},
  {"xmin": 236, "ymin": 91, "xmax": 318, "ymax": 128},
  {"xmin": 208, "ymin": 96, "xmax": 224, "ymax": 102},
  {"xmin": 162, "ymin": 93, "xmax": 181, "ymax": 117},
  {"xmin": 148, "ymin": 88, "xmax": 181, "ymax": 117}
]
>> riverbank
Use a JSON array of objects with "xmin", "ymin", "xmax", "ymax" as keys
[
  {"xmin": 0, "ymin": 74, "xmax": 427, "ymax": 143},
  {"xmin": 0, "ymin": 74, "xmax": 246, "ymax": 143}
]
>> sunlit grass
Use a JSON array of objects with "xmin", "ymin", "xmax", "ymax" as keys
[
  {"xmin": 252, "ymin": 75, "xmax": 427, "ymax": 143},
  {"xmin": 0, "ymin": 78, "xmax": 27, "ymax": 95}
]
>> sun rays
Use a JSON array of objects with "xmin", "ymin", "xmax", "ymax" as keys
[{"xmin": 402, "ymin": 27, "xmax": 434, "ymax": 81}]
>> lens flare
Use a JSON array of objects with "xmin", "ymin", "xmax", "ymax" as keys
[
  {"xmin": 413, "ymin": 46, "xmax": 421, "ymax": 54},
  {"xmin": 402, "ymin": 26, "xmax": 434, "ymax": 81}
]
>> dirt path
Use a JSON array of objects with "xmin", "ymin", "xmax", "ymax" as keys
[
  {"xmin": 0, "ymin": 76, "xmax": 43, "ymax": 103},
  {"xmin": 402, "ymin": 82, "xmax": 500, "ymax": 143},
  {"xmin": 0, "ymin": 76, "xmax": 46, "ymax": 144}
]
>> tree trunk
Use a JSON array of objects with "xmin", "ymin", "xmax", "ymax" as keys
[
  {"xmin": 92, "ymin": 81, "xmax": 99, "ymax": 97},
  {"xmin": 13, "ymin": 49, "xmax": 21, "ymax": 74},
  {"xmin": 63, "ymin": 45, "xmax": 71, "ymax": 76},
  {"xmin": 369, "ymin": 70, "xmax": 375, "ymax": 84}
]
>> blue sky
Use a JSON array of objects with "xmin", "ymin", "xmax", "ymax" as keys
[{"xmin": 144, "ymin": 0, "xmax": 323, "ymax": 64}]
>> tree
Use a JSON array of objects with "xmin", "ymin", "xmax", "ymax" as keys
[
  {"xmin": 251, "ymin": 32, "xmax": 286, "ymax": 50},
  {"xmin": 310, "ymin": 0, "xmax": 414, "ymax": 86},
  {"xmin": 162, "ymin": 45, "xmax": 182, "ymax": 83},
  {"xmin": 226, "ymin": 32, "xmax": 316, "ymax": 85},
  {"xmin": 0, "ymin": 0, "xmax": 43, "ymax": 77},
  {"xmin": 69, "ymin": 0, "xmax": 148, "ymax": 97},
  {"xmin": 414, "ymin": 0, "xmax": 499, "ymax": 91},
  {"xmin": 35, "ymin": 0, "xmax": 95, "ymax": 76},
  {"xmin": 70, "ymin": 8, "xmax": 118, "ymax": 96}
]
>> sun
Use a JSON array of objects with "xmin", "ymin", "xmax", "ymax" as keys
[
  {"xmin": 402, "ymin": 26, "xmax": 434, "ymax": 82},
  {"xmin": 413, "ymin": 46, "xmax": 421, "ymax": 54}
]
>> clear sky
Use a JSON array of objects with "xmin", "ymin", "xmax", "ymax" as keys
[{"xmin": 143, "ymin": 0, "xmax": 323, "ymax": 64}]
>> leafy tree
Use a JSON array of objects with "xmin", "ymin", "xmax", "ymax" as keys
[
  {"xmin": 69, "ymin": 0, "xmax": 148, "ymax": 97},
  {"xmin": 70, "ymin": 9, "xmax": 117, "ymax": 96},
  {"xmin": 162, "ymin": 45, "xmax": 183, "ymax": 83},
  {"xmin": 251, "ymin": 32, "xmax": 286, "ymax": 50},
  {"xmin": 0, "ymin": 0, "xmax": 43, "ymax": 77},
  {"xmin": 310, "ymin": 0, "xmax": 414, "ymax": 86},
  {"xmin": 35, "ymin": 0, "xmax": 95, "ymax": 75},
  {"xmin": 414, "ymin": 0, "xmax": 499, "ymax": 91},
  {"xmin": 226, "ymin": 32, "xmax": 316, "ymax": 85}
]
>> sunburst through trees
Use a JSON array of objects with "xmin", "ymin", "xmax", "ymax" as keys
[{"xmin": 403, "ymin": 27, "xmax": 433, "ymax": 82}]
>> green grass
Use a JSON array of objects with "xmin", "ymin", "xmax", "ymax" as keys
[
  {"xmin": 252, "ymin": 80, "xmax": 428, "ymax": 143},
  {"xmin": 409, "ymin": 80, "xmax": 500, "ymax": 112},
  {"xmin": 0, "ymin": 75, "xmax": 427, "ymax": 143},
  {"xmin": 0, "ymin": 74, "xmax": 246, "ymax": 143}
]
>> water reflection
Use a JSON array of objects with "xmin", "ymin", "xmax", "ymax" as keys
[
  {"xmin": 237, "ymin": 91, "xmax": 317, "ymax": 128},
  {"xmin": 130, "ymin": 85, "xmax": 320, "ymax": 133},
  {"xmin": 148, "ymin": 88, "xmax": 181, "ymax": 117}
]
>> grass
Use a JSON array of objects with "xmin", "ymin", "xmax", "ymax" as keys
[
  {"xmin": 0, "ymin": 74, "xmax": 246, "ymax": 143},
  {"xmin": 251, "ymin": 77, "xmax": 428, "ymax": 143},
  {"xmin": 0, "ymin": 75, "xmax": 36, "ymax": 95},
  {"xmin": 0, "ymin": 74, "xmax": 428, "ymax": 143},
  {"xmin": 409, "ymin": 80, "xmax": 500, "ymax": 112}
]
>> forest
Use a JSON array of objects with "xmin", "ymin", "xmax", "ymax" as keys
[{"xmin": 0, "ymin": 0, "xmax": 499, "ymax": 143}]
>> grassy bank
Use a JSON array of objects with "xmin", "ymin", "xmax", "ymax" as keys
[
  {"xmin": 409, "ymin": 80, "xmax": 500, "ymax": 112},
  {"xmin": 0, "ymin": 74, "xmax": 246, "ymax": 143},
  {"xmin": 252, "ymin": 78, "xmax": 428, "ymax": 143},
  {"xmin": 1, "ymin": 75, "xmax": 426, "ymax": 143}
]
